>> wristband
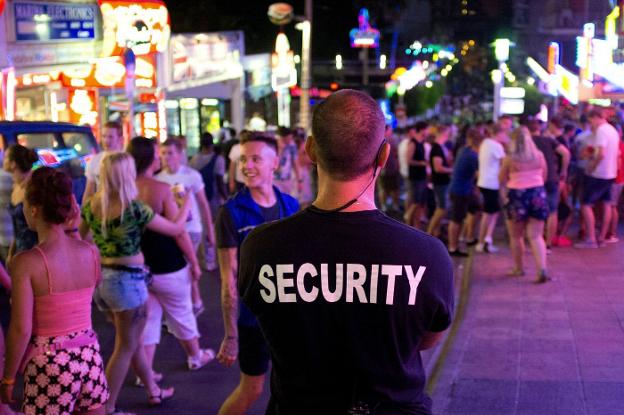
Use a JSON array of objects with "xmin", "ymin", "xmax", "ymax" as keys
[{"xmin": 1, "ymin": 377, "xmax": 15, "ymax": 386}]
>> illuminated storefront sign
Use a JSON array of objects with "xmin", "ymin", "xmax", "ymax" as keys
[
  {"xmin": 350, "ymin": 8, "xmax": 379, "ymax": 48},
  {"xmin": 99, "ymin": 0, "xmax": 170, "ymax": 57},
  {"xmin": 555, "ymin": 64, "xmax": 579, "ymax": 104},
  {"xmin": 59, "ymin": 55, "xmax": 156, "ymax": 89},
  {"xmin": 68, "ymin": 88, "xmax": 98, "ymax": 126},
  {"xmin": 547, "ymin": 42, "xmax": 560, "ymax": 74},
  {"xmin": 271, "ymin": 33, "xmax": 296, "ymax": 91},
  {"xmin": 170, "ymin": 32, "xmax": 243, "ymax": 84},
  {"xmin": 13, "ymin": 1, "xmax": 97, "ymax": 42},
  {"xmin": 576, "ymin": 23, "xmax": 594, "ymax": 81}
]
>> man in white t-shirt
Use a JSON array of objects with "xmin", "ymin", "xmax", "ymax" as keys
[
  {"xmin": 158, "ymin": 138, "xmax": 216, "ymax": 314},
  {"xmin": 82, "ymin": 121, "xmax": 124, "ymax": 204},
  {"xmin": 476, "ymin": 123, "xmax": 508, "ymax": 253},
  {"xmin": 575, "ymin": 109, "xmax": 620, "ymax": 248}
]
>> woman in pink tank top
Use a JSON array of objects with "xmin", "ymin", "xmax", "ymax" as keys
[
  {"xmin": 0, "ymin": 168, "xmax": 109, "ymax": 415},
  {"xmin": 500, "ymin": 126, "xmax": 550, "ymax": 283}
]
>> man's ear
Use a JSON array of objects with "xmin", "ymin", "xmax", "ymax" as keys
[
  {"xmin": 305, "ymin": 135, "xmax": 318, "ymax": 164},
  {"xmin": 375, "ymin": 141, "xmax": 391, "ymax": 176}
]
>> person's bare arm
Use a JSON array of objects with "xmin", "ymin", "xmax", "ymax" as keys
[
  {"xmin": 0, "ymin": 263, "xmax": 10, "ymax": 291},
  {"xmin": 217, "ymin": 247, "xmax": 239, "ymax": 367},
  {"xmin": 555, "ymin": 144, "xmax": 571, "ymax": 180},
  {"xmin": 433, "ymin": 156, "xmax": 453, "ymax": 174},
  {"xmin": 1, "ymin": 254, "xmax": 34, "ymax": 404},
  {"xmin": 418, "ymin": 330, "xmax": 447, "ymax": 350},
  {"xmin": 587, "ymin": 146, "xmax": 605, "ymax": 174},
  {"xmin": 82, "ymin": 180, "xmax": 96, "ymax": 205},
  {"xmin": 498, "ymin": 157, "xmax": 510, "ymax": 187}
]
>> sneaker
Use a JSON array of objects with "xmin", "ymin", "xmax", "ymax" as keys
[
  {"xmin": 574, "ymin": 240, "xmax": 598, "ymax": 249},
  {"xmin": 187, "ymin": 348, "xmax": 216, "ymax": 371},
  {"xmin": 485, "ymin": 242, "xmax": 498, "ymax": 253},
  {"xmin": 448, "ymin": 249, "xmax": 469, "ymax": 257},
  {"xmin": 534, "ymin": 270, "xmax": 551, "ymax": 284},
  {"xmin": 475, "ymin": 243, "xmax": 485, "ymax": 253},
  {"xmin": 604, "ymin": 236, "xmax": 619, "ymax": 244},
  {"xmin": 193, "ymin": 303, "xmax": 205, "ymax": 317}
]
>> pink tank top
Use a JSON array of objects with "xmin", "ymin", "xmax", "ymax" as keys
[
  {"xmin": 32, "ymin": 245, "xmax": 98, "ymax": 337},
  {"xmin": 507, "ymin": 157, "xmax": 545, "ymax": 190}
]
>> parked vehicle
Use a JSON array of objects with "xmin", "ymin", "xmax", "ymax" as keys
[{"xmin": 0, "ymin": 121, "xmax": 100, "ymax": 202}]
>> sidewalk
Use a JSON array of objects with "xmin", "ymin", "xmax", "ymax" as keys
[{"xmin": 429, "ymin": 232, "xmax": 624, "ymax": 415}]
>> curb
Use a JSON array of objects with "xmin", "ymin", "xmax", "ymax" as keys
[{"xmin": 425, "ymin": 248, "xmax": 475, "ymax": 395}]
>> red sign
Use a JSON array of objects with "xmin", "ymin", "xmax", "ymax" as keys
[
  {"xmin": 60, "ymin": 55, "xmax": 156, "ymax": 89},
  {"xmin": 99, "ymin": 0, "xmax": 171, "ymax": 57}
]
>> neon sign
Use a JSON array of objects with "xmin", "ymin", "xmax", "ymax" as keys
[
  {"xmin": 555, "ymin": 65, "xmax": 579, "ymax": 104},
  {"xmin": 99, "ymin": 0, "xmax": 170, "ymax": 57},
  {"xmin": 350, "ymin": 8, "xmax": 379, "ymax": 48},
  {"xmin": 271, "ymin": 33, "xmax": 297, "ymax": 91},
  {"xmin": 68, "ymin": 88, "xmax": 98, "ymax": 126}
]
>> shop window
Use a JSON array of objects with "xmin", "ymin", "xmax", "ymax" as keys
[
  {"xmin": 17, "ymin": 133, "xmax": 57, "ymax": 150},
  {"xmin": 62, "ymin": 133, "xmax": 96, "ymax": 156}
]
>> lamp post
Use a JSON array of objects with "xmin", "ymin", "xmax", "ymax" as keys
[
  {"xmin": 492, "ymin": 38, "xmax": 511, "ymax": 121},
  {"xmin": 268, "ymin": 2, "xmax": 313, "ymax": 130}
]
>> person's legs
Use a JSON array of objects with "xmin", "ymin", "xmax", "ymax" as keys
[
  {"xmin": 188, "ymin": 232, "xmax": 204, "ymax": 314},
  {"xmin": 427, "ymin": 208, "xmax": 446, "ymax": 237},
  {"xmin": 217, "ymin": 374, "xmax": 265, "ymax": 415},
  {"xmin": 448, "ymin": 221, "xmax": 461, "ymax": 252},
  {"xmin": 142, "ymin": 292, "xmax": 163, "ymax": 370},
  {"xmin": 527, "ymin": 219, "xmax": 547, "ymax": 279},
  {"xmin": 0, "ymin": 329, "xmax": 15, "ymax": 415},
  {"xmin": 507, "ymin": 220, "xmax": 525, "ymax": 274},
  {"xmin": 105, "ymin": 307, "xmax": 146, "ymax": 413},
  {"xmin": 599, "ymin": 201, "xmax": 613, "ymax": 243},
  {"xmin": 581, "ymin": 204, "xmax": 597, "ymax": 243}
]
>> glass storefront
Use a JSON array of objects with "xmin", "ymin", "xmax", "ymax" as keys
[{"xmin": 165, "ymin": 98, "xmax": 223, "ymax": 155}]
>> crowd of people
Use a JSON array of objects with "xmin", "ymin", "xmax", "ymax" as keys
[
  {"xmin": 381, "ymin": 108, "xmax": 623, "ymax": 282},
  {"xmin": 0, "ymin": 96, "xmax": 621, "ymax": 414}
]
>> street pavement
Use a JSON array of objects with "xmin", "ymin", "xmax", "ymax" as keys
[
  {"xmin": 6, "ymin": 225, "xmax": 622, "ymax": 414},
  {"xmin": 429, "ymin": 228, "xmax": 624, "ymax": 415}
]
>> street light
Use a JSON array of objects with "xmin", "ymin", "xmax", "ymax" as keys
[{"xmin": 491, "ymin": 38, "xmax": 514, "ymax": 121}]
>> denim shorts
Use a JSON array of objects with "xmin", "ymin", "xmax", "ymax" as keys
[
  {"xmin": 94, "ymin": 266, "xmax": 149, "ymax": 312},
  {"xmin": 581, "ymin": 175, "xmax": 614, "ymax": 205},
  {"xmin": 408, "ymin": 179, "xmax": 428, "ymax": 205},
  {"xmin": 433, "ymin": 184, "xmax": 449, "ymax": 210}
]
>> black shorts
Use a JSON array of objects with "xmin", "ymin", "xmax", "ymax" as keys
[
  {"xmin": 408, "ymin": 179, "xmax": 428, "ymax": 205},
  {"xmin": 450, "ymin": 192, "xmax": 482, "ymax": 223},
  {"xmin": 479, "ymin": 187, "xmax": 501, "ymax": 213},
  {"xmin": 238, "ymin": 324, "xmax": 270, "ymax": 376},
  {"xmin": 581, "ymin": 175, "xmax": 614, "ymax": 205}
]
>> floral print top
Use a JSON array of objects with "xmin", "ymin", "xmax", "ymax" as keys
[{"xmin": 81, "ymin": 200, "xmax": 154, "ymax": 257}]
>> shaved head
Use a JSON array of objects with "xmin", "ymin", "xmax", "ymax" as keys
[{"xmin": 311, "ymin": 89, "xmax": 385, "ymax": 180}]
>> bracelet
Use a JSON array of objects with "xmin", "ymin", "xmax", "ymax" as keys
[{"xmin": 1, "ymin": 377, "xmax": 15, "ymax": 386}]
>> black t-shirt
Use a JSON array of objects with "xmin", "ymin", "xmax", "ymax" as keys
[
  {"xmin": 239, "ymin": 206, "xmax": 454, "ymax": 415},
  {"xmin": 216, "ymin": 203, "xmax": 281, "ymax": 248},
  {"xmin": 409, "ymin": 139, "xmax": 427, "ymax": 181},
  {"xmin": 429, "ymin": 143, "xmax": 451, "ymax": 185},
  {"xmin": 533, "ymin": 135, "xmax": 561, "ymax": 185}
]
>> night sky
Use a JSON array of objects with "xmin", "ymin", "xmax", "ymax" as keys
[{"xmin": 167, "ymin": 0, "xmax": 402, "ymax": 61}]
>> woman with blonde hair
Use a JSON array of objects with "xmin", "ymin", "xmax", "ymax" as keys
[
  {"xmin": 500, "ymin": 126, "xmax": 550, "ymax": 283},
  {"xmin": 80, "ymin": 152, "xmax": 190, "ymax": 414}
]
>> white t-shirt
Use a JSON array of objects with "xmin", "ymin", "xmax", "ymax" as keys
[
  {"xmin": 85, "ymin": 151, "xmax": 107, "ymax": 186},
  {"xmin": 477, "ymin": 138, "xmax": 505, "ymax": 190},
  {"xmin": 228, "ymin": 143, "xmax": 245, "ymax": 184},
  {"xmin": 588, "ymin": 122, "xmax": 619, "ymax": 180},
  {"xmin": 398, "ymin": 137, "xmax": 410, "ymax": 178},
  {"xmin": 156, "ymin": 165, "xmax": 205, "ymax": 234}
]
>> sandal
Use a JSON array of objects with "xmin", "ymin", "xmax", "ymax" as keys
[
  {"xmin": 148, "ymin": 386, "xmax": 175, "ymax": 406},
  {"xmin": 506, "ymin": 268, "xmax": 525, "ymax": 277},
  {"xmin": 106, "ymin": 408, "xmax": 136, "ymax": 415},
  {"xmin": 134, "ymin": 371, "xmax": 163, "ymax": 387}
]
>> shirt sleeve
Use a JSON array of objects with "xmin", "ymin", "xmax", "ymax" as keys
[
  {"xmin": 427, "ymin": 244, "xmax": 455, "ymax": 332},
  {"xmin": 134, "ymin": 201, "xmax": 155, "ymax": 228},
  {"xmin": 494, "ymin": 142, "xmax": 505, "ymax": 160},
  {"xmin": 189, "ymin": 168, "xmax": 205, "ymax": 193},
  {"xmin": 216, "ymin": 206, "xmax": 238, "ymax": 248},
  {"xmin": 85, "ymin": 154, "xmax": 99, "ymax": 182}
]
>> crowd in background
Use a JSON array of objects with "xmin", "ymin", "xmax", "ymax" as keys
[{"xmin": 0, "ymin": 102, "xmax": 622, "ymax": 414}]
